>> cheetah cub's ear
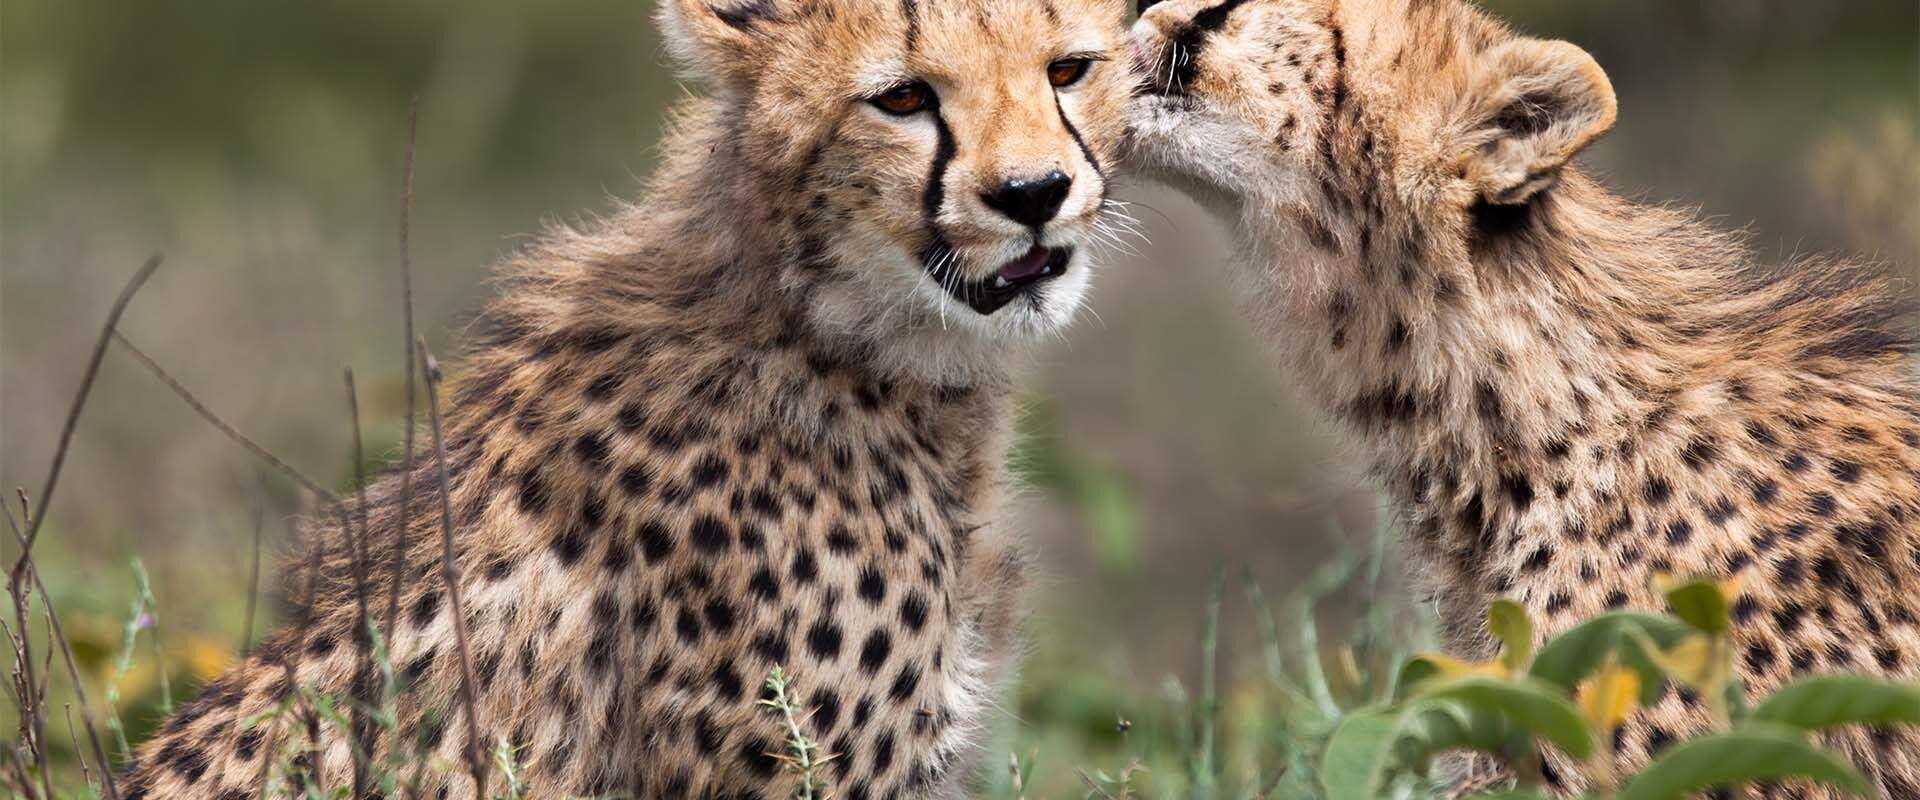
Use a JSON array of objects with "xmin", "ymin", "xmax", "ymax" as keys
[
  {"xmin": 656, "ymin": 0, "xmax": 783, "ymax": 87},
  {"xmin": 1462, "ymin": 39, "xmax": 1617, "ymax": 206}
]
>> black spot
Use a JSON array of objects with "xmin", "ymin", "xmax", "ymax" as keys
[
  {"xmin": 740, "ymin": 737, "xmax": 781, "ymax": 778},
  {"xmin": 689, "ymin": 515, "xmax": 732, "ymax": 554},
  {"xmin": 676, "ymin": 608, "xmax": 704, "ymax": 644},
  {"xmin": 826, "ymin": 525, "xmax": 858, "ymax": 554},
  {"xmin": 1774, "ymin": 556, "xmax": 1805, "ymax": 588},
  {"xmin": 1808, "ymin": 492, "xmax": 1838, "ymax": 517},
  {"xmin": 711, "ymin": 661, "xmax": 744, "ymax": 700},
  {"xmin": 584, "ymin": 373, "xmax": 622, "ymax": 401},
  {"xmin": 574, "ymin": 432, "xmax": 612, "ymax": 469},
  {"xmin": 1680, "ymin": 437, "xmax": 1719, "ymax": 470},
  {"xmin": 748, "ymin": 567, "xmax": 781, "ymax": 600},
  {"xmin": 813, "ymin": 690, "xmax": 843, "ymax": 732},
  {"xmin": 899, "ymin": 592, "xmax": 930, "ymax": 632},
  {"xmin": 690, "ymin": 452, "xmax": 730, "ymax": 488},
  {"xmin": 1813, "ymin": 555, "xmax": 1845, "ymax": 587},
  {"xmin": 1875, "ymin": 646, "xmax": 1903, "ymax": 670},
  {"xmin": 1502, "ymin": 474, "xmax": 1534, "ymax": 511},
  {"xmin": 888, "ymin": 662, "xmax": 922, "ymax": 701},
  {"xmin": 551, "ymin": 524, "xmax": 589, "ymax": 566},
  {"xmin": 619, "ymin": 463, "xmax": 653, "ymax": 497},
  {"xmin": 857, "ymin": 565, "xmax": 888, "ymax": 605},
  {"xmin": 807, "ymin": 619, "xmax": 843, "ymax": 660},
  {"xmin": 703, "ymin": 598, "xmax": 737, "ymax": 634},
  {"xmin": 1829, "ymin": 460, "xmax": 1862, "ymax": 483},
  {"xmin": 751, "ymin": 630, "xmax": 789, "ymax": 664},
  {"xmin": 637, "ymin": 520, "xmax": 675, "ymax": 561},
  {"xmin": 409, "ymin": 591, "xmax": 441, "ymax": 628},
  {"xmin": 517, "ymin": 468, "xmax": 551, "ymax": 516},
  {"xmin": 1664, "ymin": 520, "xmax": 1694, "ymax": 546},
  {"xmin": 791, "ymin": 548, "xmax": 819, "ymax": 584},
  {"xmin": 858, "ymin": 629, "xmax": 893, "ymax": 673},
  {"xmin": 1643, "ymin": 478, "xmax": 1672, "ymax": 506}
]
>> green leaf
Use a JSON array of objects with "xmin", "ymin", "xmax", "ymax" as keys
[
  {"xmin": 1402, "ymin": 702, "xmax": 1531, "ymax": 772},
  {"xmin": 1663, "ymin": 578, "xmax": 1730, "ymax": 634},
  {"xmin": 1490, "ymin": 599, "xmax": 1535, "ymax": 671},
  {"xmin": 1749, "ymin": 675, "xmax": 1920, "ymax": 731},
  {"xmin": 1458, "ymin": 793, "xmax": 1557, "ymax": 800},
  {"xmin": 1395, "ymin": 658, "xmax": 1443, "ymax": 701},
  {"xmin": 1619, "ymin": 725, "xmax": 1873, "ymax": 800},
  {"xmin": 1321, "ymin": 706, "xmax": 1417, "ymax": 800},
  {"xmin": 1414, "ymin": 676, "xmax": 1594, "ymax": 760},
  {"xmin": 1530, "ymin": 613, "xmax": 1693, "ymax": 705}
]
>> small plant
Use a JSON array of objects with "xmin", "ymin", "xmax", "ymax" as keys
[
  {"xmin": 1322, "ymin": 578, "xmax": 1920, "ymax": 799},
  {"xmin": 759, "ymin": 666, "xmax": 833, "ymax": 799}
]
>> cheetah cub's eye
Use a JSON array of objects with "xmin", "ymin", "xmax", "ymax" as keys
[
  {"xmin": 871, "ymin": 82, "xmax": 936, "ymax": 116},
  {"xmin": 1047, "ymin": 57, "xmax": 1097, "ymax": 88}
]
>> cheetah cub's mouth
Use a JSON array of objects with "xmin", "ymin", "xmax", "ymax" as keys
[{"xmin": 947, "ymin": 245, "xmax": 1073, "ymax": 316}]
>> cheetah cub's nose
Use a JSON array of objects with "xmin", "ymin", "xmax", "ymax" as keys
[{"xmin": 983, "ymin": 171, "xmax": 1073, "ymax": 228}]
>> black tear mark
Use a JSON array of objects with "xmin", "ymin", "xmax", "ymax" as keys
[{"xmin": 713, "ymin": 0, "xmax": 777, "ymax": 31}]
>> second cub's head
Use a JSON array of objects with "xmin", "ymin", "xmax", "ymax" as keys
[
  {"xmin": 1127, "ymin": 0, "xmax": 1616, "ymax": 275},
  {"xmin": 660, "ymin": 0, "xmax": 1131, "ymax": 347}
]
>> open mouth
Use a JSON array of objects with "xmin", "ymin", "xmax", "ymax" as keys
[{"xmin": 930, "ymin": 245, "xmax": 1073, "ymax": 316}]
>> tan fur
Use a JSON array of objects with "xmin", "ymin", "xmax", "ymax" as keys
[
  {"xmin": 122, "ymin": 0, "xmax": 1130, "ymax": 796},
  {"xmin": 1128, "ymin": 0, "xmax": 1920, "ymax": 795}
]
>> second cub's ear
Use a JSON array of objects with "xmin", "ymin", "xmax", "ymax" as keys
[
  {"xmin": 657, "ymin": 0, "xmax": 781, "ymax": 86},
  {"xmin": 1462, "ymin": 38, "xmax": 1617, "ymax": 205}
]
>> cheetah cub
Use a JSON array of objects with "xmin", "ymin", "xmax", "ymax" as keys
[
  {"xmin": 124, "ymin": 0, "xmax": 1132, "ymax": 796},
  {"xmin": 1129, "ymin": 0, "xmax": 1919, "ymax": 794}
]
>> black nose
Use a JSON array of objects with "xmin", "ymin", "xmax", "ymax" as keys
[
  {"xmin": 1137, "ymin": 0, "xmax": 1164, "ymax": 16},
  {"xmin": 982, "ymin": 171, "xmax": 1073, "ymax": 228}
]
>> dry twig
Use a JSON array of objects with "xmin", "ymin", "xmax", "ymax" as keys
[
  {"xmin": 387, "ymin": 98, "xmax": 422, "ymax": 649},
  {"xmin": 418, "ymin": 339, "xmax": 490, "ymax": 796},
  {"xmin": 345, "ymin": 368, "xmax": 377, "ymax": 798},
  {"xmin": 111, "ymin": 331, "xmax": 333, "ymax": 500},
  {"xmin": 3, "ymin": 503, "xmax": 118, "ymax": 800}
]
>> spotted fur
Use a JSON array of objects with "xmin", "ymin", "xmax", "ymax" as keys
[
  {"xmin": 1128, "ymin": 0, "xmax": 1920, "ymax": 795},
  {"xmin": 121, "ymin": 0, "xmax": 1130, "ymax": 796}
]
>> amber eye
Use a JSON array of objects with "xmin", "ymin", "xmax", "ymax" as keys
[
  {"xmin": 1047, "ymin": 58, "xmax": 1094, "ymax": 88},
  {"xmin": 870, "ymin": 82, "xmax": 935, "ymax": 116}
]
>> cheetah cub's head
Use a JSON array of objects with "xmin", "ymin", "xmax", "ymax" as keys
[
  {"xmin": 661, "ymin": 0, "xmax": 1131, "ymax": 351},
  {"xmin": 1126, "ymin": 0, "xmax": 1616, "ymax": 292}
]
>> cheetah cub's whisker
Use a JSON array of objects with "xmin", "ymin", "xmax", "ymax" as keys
[
  {"xmin": 123, "ymin": 0, "xmax": 1135, "ymax": 796},
  {"xmin": 1128, "ymin": 0, "xmax": 1919, "ymax": 794}
]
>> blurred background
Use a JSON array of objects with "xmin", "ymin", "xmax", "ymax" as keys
[{"xmin": 3, "ymin": 0, "xmax": 1915, "ymax": 794}]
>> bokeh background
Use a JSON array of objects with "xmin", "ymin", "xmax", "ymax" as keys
[{"xmin": 3, "ymin": 0, "xmax": 1915, "ymax": 794}]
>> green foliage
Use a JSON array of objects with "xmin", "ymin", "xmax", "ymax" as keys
[
  {"xmin": 1321, "ymin": 578, "xmax": 1917, "ymax": 799},
  {"xmin": 1010, "ymin": 395, "xmax": 1145, "ymax": 576}
]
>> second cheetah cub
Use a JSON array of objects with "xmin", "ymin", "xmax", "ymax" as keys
[{"xmin": 1129, "ymin": 0, "xmax": 1920, "ymax": 794}]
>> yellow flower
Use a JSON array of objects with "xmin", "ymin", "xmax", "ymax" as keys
[{"xmin": 1576, "ymin": 663, "xmax": 1641, "ymax": 731}]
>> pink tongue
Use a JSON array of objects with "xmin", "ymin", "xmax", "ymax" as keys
[{"xmin": 996, "ymin": 247, "xmax": 1052, "ymax": 281}]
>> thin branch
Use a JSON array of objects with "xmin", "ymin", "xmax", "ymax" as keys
[
  {"xmin": 286, "ymin": 490, "xmax": 325, "ymax": 796},
  {"xmin": 8, "ymin": 255, "xmax": 157, "ymax": 800},
  {"xmin": 2, "ymin": 505, "xmax": 118, "ymax": 800},
  {"xmin": 240, "ymin": 497, "xmax": 264, "ymax": 658},
  {"xmin": 386, "ymin": 97, "xmax": 421, "ymax": 650},
  {"xmin": 8, "ymin": 493, "xmax": 48, "ymax": 800},
  {"xmin": 344, "ymin": 368, "xmax": 375, "ymax": 799},
  {"xmin": 65, "ymin": 703, "xmax": 93, "ymax": 794},
  {"xmin": 418, "ymin": 339, "xmax": 489, "ymax": 796},
  {"xmin": 111, "ymin": 332, "xmax": 334, "ymax": 500},
  {"xmin": 20, "ymin": 255, "xmax": 161, "ymax": 559}
]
